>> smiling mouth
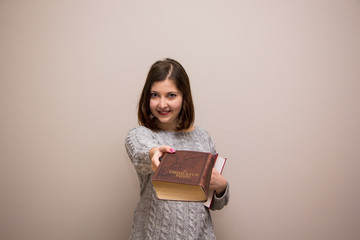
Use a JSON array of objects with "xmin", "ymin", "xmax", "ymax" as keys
[{"xmin": 158, "ymin": 111, "xmax": 170, "ymax": 116}]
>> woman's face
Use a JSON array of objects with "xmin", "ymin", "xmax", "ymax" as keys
[{"xmin": 150, "ymin": 79, "xmax": 183, "ymax": 131}]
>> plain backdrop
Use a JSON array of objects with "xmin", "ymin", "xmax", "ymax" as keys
[{"xmin": 1, "ymin": 1, "xmax": 360, "ymax": 240}]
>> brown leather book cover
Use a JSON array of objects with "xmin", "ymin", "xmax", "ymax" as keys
[{"xmin": 152, "ymin": 150, "xmax": 215, "ymax": 202}]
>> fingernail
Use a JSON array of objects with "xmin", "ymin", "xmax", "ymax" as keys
[{"xmin": 170, "ymin": 148, "xmax": 175, "ymax": 153}]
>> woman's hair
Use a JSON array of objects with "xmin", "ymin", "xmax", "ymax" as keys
[{"xmin": 138, "ymin": 58, "xmax": 195, "ymax": 131}]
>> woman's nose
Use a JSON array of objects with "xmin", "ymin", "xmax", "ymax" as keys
[{"xmin": 158, "ymin": 98, "xmax": 168, "ymax": 108}]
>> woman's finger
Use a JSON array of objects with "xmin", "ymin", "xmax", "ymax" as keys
[{"xmin": 158, "ymin": 145, "xmax": 176, "ymax": 154}]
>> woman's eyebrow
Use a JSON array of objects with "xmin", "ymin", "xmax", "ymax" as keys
[{"xmin": 151, "ymin": 90, "xmax": 179, "ymax": 94}]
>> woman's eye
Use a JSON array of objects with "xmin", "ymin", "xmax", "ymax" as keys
[
  {"xmin": 168, "ymin": 93, "xmax": 177, "ymax": 98},
  {"xmin": 150, "ymin": 93, "xmax": 158, "ymax": 98}
]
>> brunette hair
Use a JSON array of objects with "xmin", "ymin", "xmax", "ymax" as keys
[{"xmin": 138, "ymin": 58, "xmax": 195, "ymax": 131}]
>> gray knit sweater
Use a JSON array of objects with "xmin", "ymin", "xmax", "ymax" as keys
[{"xmin": 125, "ymin": 126, "xmax": 229, "ymax": 240}]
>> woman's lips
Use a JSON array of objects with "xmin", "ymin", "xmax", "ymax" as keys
[{"xmin": 158, "ymin": 111, "xmax": 170, "ymax": 116}]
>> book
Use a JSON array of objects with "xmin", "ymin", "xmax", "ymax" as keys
[
  {"xmin": 203, "ymin": 155, "xmax": 227, "ymax": 208},
  {"xmin": 152, "ymin": 150, "xmax": 215, "ymax": 202}
]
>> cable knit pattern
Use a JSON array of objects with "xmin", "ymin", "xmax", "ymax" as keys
[{"xmin": 125, "ymin": 126, "xmax": 229, "ymax": 240}]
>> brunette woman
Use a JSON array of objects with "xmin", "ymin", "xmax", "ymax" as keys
[{"xmin": 125, "ymin": 58, "xmax": 229, "ymax": 240}]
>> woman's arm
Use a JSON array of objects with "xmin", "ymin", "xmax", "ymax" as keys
[
  {"xmin": 201, "ymin": 128, "xmax": 230, "ymax": 210},
  {"xmin": 125, "ymin": 126, "xmax": 175, "ymax": 174},
  {"xmin": 210, "ymin": 183, "xmax": 230, "ymax": 210},
  {"xmin": 125, "ymin": 126, "xmax": 160, "ymax": 175},
  {"xmin": 209, "ymin": 168, "xmax": 228, "ymax": 197}
]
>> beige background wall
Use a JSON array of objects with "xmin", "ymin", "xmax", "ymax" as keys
[{"xmin": 1, "ymin": 1, "xmax": 360, "ymax": 239}]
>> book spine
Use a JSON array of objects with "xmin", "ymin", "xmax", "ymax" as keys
[{"xmin": 200, "ymin": 154, "xmax": 215, "ymax": 196}]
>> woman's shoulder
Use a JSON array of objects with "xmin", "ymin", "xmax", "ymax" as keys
[
  {"xmin": 127, "ymin": 126, "xmax": 155, "ymax": 138},
  {"xmin": 193, "ymin": 126, "xmax": 210, "ymax": 134},
  {"xmin": 188, "ymin": 126, "xmax": 213, "ymax": 139},
  {"xmin": 128, "ymin": 125, "xmax": 149, "ymax": 132}
]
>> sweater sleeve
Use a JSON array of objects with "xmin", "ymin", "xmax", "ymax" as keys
[
  {"xmin": 125, "ymin": 126, "xmax": 161, "ymax": 175},
  {"xmin": 210, "ymin": 183, "xmax": 230, "ymax": 210}
]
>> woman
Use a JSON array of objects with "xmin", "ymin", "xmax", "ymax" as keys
[{"xmin": 125, "ymin": 58, "xmax": 229, "ymax": 239}]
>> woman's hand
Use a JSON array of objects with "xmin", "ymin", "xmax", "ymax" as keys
[
  {"xmin": 209, "ymin": 168, "xmax": 228, "ymax": 197},
  {"xmin": 149, "ymin": 146, "xmax": 175, "ymax": 172}
]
